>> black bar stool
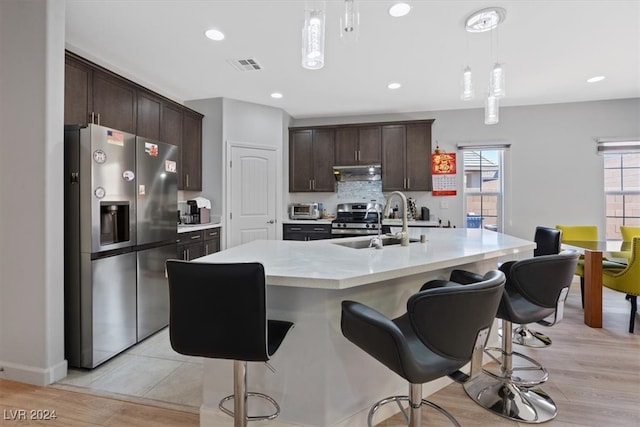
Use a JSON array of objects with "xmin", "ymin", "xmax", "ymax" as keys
[
  {"xmin": 165, "ymin": 260, "xmax": 293, "ymax": 427},
  {"xmin": 341, "ymin": 270, "xmax": 506, "ymax": 427},
  {"xmin": 460, "ymin": 251, "xmax": 579, "ymax": 423},
  {"xmin": 512, "ymin": 226, "xmax": 564, "ymax": 348}
]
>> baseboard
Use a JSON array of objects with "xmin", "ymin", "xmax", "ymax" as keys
[{"xmin": 0, "ymin": 359, "xmax": 67, "ymax": 386}]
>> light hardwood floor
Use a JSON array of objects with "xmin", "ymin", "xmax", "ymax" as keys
[{"xmin": 1, "ymin": 279, "xmax": 639, "ymax": 426}]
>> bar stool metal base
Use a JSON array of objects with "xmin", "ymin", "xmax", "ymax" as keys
[
  {"xmin": 513, "ymin": 325, "xmax": 552, "ymax": 348},
  {"xmin": 463, "ymin": 374, "xmax": 557, "ymax": 423},
  {"xmin": 218, "ymin": 360, "xmax": 280, "ymax": 427},
  {"xmin": 367, "ymin": 383, "xmax": 461, "ymax": 427},
  {"xmin": 219, "ymin": 392, "xmax": 280, "ymax": 421}
]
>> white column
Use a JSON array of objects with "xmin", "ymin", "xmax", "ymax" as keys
[{"xmin": 0, "ymin": 0, "xmax": 67, "ymax": 385}]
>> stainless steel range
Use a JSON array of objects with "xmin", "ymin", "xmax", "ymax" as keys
[{"xmin": 331, "ymin": 202, "xmax": 384, "ymax": 237}]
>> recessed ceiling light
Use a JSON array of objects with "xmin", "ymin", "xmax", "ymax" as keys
[
  {"xmin": 387, "ymin": 82, "xmax": 402, "ymax": 90},
  {"xmin": 389, "ymin": 2, "xmax": 411, "ymax": 18},
  {"xmin": 205, "ymin": 29, "xmax": 225, "ymax": 41},
  {"xmin": 270, "ymin": 92, "xmax": 283, "ymax": 99},
  {"xmin": 587, "ymin": 76, "xmax": 605, "ymax": 83}
]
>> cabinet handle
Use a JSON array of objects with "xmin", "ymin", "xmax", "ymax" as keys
[
  {"xmin": 407, "ymin": 178, "xmax": 410, "ymax": 189},
  {"xmin": 357, "ymin": 150, "xmax": 361, "ymax": 162},
  {"xmin": 290, "ymin": 227, "xmax": 302, "ymax": 231},
  {"xmin": 185, "ymin": 174, "xmax": 190, "ymax": 188},
  {"xmin": 96, "ymin": 113, "xmax": 100, "ymax": 125},
  {"xmin": 190, "ymin": 235, "xmax": 201, "ymax": 240},
  {"xmin": 185, "ymin": 249, "xmax": 189, "ymax": 260},
  {"xmin": 90, "ymin": 112, "xmax": 95, "ymax": 124},
  {"xmin": 312, "ymin": 179, "xmax": 316, "ymax": 190},
  {"xmin": 354, "ymin": 151, "xmax": 358, "ymax": 162},
  {"xmin": 205, "ymin": 244, "xmax": 209, "ymax": 256}
]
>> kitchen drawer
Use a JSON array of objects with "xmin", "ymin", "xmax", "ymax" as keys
[
  {"xmin": 283, "ymin": 223, "xmax": 332, "ymax": 241},
  {"xmin": 203, "ymin": 228, "xmax": 220, "ymax": 241},
  {"xmin": 177, "ymin": 230, "xmax": 202, "ymax": 245}
]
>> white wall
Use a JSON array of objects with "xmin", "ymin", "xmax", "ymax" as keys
[
  {"xmin": 292, "ymin": 98, "xmax": 640, "ymax": 239},
  {"xmin": 0, "ymin": 0, "xmax": 67, "ymax": 385}
]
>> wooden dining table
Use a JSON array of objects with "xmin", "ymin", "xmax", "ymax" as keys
[{"xmin": 562, "ymin": 240, "xmax": 631, "ymax": 327}]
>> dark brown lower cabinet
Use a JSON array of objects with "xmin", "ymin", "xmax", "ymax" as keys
[
  {"xmin": 177, "ymin": 227, "xmax": 221, "ymax": 260},
  {"xmin": 283, "ymin": 223, "xmax": 332, "ymax": 241}
]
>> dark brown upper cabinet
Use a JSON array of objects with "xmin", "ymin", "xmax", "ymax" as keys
[
  {"xmin": 182, "ymin": 110, "xmax": 203, "ymax": 191},
  {"xmin": 64, "ymin": 56, "xmax": 92, "ymax": 126},
  {"xmin": 136, "ymin": 90, "xmax": 163, "ymax": 141},
  {"xmin": 335, "ymin": 126, "xmax": 381, "ymax": 166},
  {"xmin": 289, "ymin": 129, "xmax": 335, "ymax": 192},
  {"xmin": 382, "ymin": 121, "xmax": 433, "ymax": 191},
  {"xmin": 64, "ymin": 51, "xmax": 203, "ymax": 191}
]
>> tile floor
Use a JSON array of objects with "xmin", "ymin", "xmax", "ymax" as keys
[{"xmin": 55, "ymin": 327, "xmax": 203, "ymax": 411}]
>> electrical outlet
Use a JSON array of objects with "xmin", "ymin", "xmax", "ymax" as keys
[{"xmin": 440, "ymin": 200, "xmax": 449, "ymax": 209}]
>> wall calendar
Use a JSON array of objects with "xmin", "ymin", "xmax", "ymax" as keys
[{"xmin": 431, "ymin": 149, "xmax": 457, "ymax": 196}]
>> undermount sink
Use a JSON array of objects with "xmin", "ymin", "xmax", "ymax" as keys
[{"xmin": 331, "ymin": 236, "xmax": 419, "ymax": 249}]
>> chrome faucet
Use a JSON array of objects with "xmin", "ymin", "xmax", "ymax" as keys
[
  {"xmin": 365, "ymin": 204, "xmax": 383, "ymax": 249},
  {"xmin": 384, "ymin": 191, "xmax": 410, "ymax": 246}
]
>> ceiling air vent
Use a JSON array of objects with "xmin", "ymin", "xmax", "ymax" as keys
[{"xmin": 227, "ymin": 58, "xmax": 263, "ymax": 72}]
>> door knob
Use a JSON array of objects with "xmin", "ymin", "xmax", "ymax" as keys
[{"xmin": 267, "ymin": 219, "xmax": 275, "ymax": 224}]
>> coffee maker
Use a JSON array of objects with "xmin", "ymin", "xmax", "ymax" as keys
[{"xmin": 179, "ymin": 200, "xmax": 210, "ymax": 224}]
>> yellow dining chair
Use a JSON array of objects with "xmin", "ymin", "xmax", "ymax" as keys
[
  {"xmin": 602, "ymin": 236, "xmax": 640, "ymax": 333},
  {"xmin": 555, "ymin": 225, "xmax": 625, "ymax": 307},
  {"xmin": 621, "ymin": 226, "xmax": 640, "ymax": 241},
  {"xmin": 611, "ymin": 226, "xmax": 640, "ymax": 261}
]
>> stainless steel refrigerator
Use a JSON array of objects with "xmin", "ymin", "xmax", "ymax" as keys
[
  {"xmin": 64, "ymin": 124, "xmax": 178, "ymax": 368},
  {"xmin": 134, "ymin": 134, "xmax": 178, "ymax": 342}
]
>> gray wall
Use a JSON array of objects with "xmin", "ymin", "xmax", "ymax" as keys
[
  {"xmin": 291, "ymin": 98, "xmax": 640, "ymax": 240},
  {"xmin": 183, "ymin": 97, "xmax": 290, "ymax": 244}
]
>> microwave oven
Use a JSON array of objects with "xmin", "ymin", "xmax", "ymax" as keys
[{"xmin": 289, "ymin": 203, "xmax": 323, "ymax": 220}]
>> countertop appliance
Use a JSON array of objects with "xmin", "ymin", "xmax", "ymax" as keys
[
  {"xmin": 289, "ymin": 202, "xmax": 323, "ymax": 220},
  {"xmin": 64, "ymin": 124, "xmax": 178, "ymax": 368},
  {"xmin": 331, "ymin": 202, "xmax": 385, "ymax": 236},
  {"xmin": 179, "ymin": 199, "xmax": 210, "ymax": 224}
]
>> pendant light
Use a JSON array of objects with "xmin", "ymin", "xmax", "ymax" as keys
[
  {"xmin": 485, "ymin": 94, "xmax": 499, "ymax": 125},
  {"xmin": 461, "ymin": 66, "xmax": 474, "ymax": 100},
  {"xmin": 302, "ymin": 1, "xmax": 326, "ymax": 70},
  {"xmin": 465, "ymin": 7, "xmax": 507, "ymax": 124},
  {"xmin": 340, "ymin": 0, "xmax": 359, "ymax": 43},
  {"xmin": 489, "ymin": 62, "xmax": 505, "ymax": 98},
  {"xmin": 460, "ymin": 31, "xmax": 474, "ymax": 101}
]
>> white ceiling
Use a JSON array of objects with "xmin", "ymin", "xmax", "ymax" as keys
[{"xmin": 65, "ymin": 0, "xmax": 640, "ymax": 119}]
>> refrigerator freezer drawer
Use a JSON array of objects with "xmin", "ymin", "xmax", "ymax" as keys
[
  {"xmin": 136, "ymin": 244, "xmax": 175, "ymax": 341},
  {"xmin": 66, "ymin": 251, "xmax": 137, "ymax": 369}
]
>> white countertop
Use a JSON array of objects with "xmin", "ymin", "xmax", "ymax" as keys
[
  {"xmin": 283, "ymin": 219, "xmax": 440, "ymax": 226},
  {"xmin": 177, "ymin": 223, "xmax": 222, "ymax": 233},
  {"xmin": 196, "ymin": 228, "xmax": 535, "ymax": 290}
]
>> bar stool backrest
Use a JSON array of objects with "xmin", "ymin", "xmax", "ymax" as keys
[
  {"xmin": 407, "ymin": 270, "xmax": 505, "ymax": 361},
  {"xmin": 534, "ymin": 226, "xmax": 562, "ymax": 257},
  {"xmin": 504, "ymin": 251, "xmax": 579, "ymax": 309},
  {"xmin": 166, "ymin": 260, "xmax": 269, "ymax": 362}
]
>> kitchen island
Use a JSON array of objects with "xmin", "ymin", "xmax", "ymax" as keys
[{"xmin": 195, "ymin": 228, "xmax": 535, "ymax": 427}]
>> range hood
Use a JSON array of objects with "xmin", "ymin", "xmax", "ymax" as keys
[{"xmin": 332, "ymin": 164, "xmax": 382, "ymax": 182}]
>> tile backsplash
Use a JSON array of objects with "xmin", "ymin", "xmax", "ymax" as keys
[{"xmin": 337, "ymin": 181, "xmax": 385, "ymax": 203}]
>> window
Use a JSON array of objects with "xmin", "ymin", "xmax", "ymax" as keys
[
  {"xmin": 460, "ymin": 148, "xmax": 505, "ymax": 232},
  {"xmin": 604, "ymin": 152, "xmax": 640, "ymax": 239}
]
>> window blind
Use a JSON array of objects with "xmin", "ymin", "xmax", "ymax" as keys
[{"xmin": 596, "ymin": 138, "xmax": 640, "ymax": 154}]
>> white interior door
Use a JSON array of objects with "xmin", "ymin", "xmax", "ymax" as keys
[{"xmin": 228, "ymin": 145, "xmax": 278, "ymax": 247}]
